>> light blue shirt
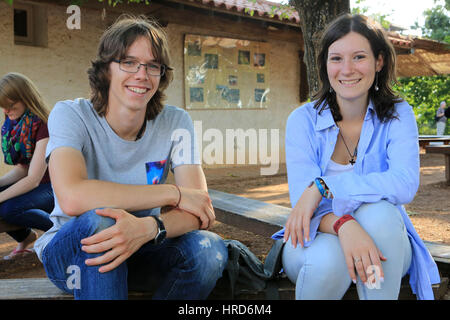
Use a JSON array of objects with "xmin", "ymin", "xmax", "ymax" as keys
[{"xmin": 272, "ymin": 100, "xmax": 440, "ymax": 300}]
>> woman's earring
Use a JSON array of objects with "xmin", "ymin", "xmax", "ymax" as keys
[
  {"xmin": 374, "ymin": 72, "xmax": 379, "ymax": 91},
  {"xmin": 329, "ymin": 87, "xmax": 334, "ymax": 93}
]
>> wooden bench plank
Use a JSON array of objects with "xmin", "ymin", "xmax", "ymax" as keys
[
  {"xmin": 0, "ymin": 275, "xmax": 447, "ymax": 300},
  {"xmin": 0, "ymin": 218, "xmax": 22, "ymax": 233},
  {"xmin": 0, "ymin": 278, "xmax": 156, "ymax": 300},
  {"xmin": 0, "ymin": 278, "xmax": 71, "ymax": 300},
  {"xmin": 423, "ymin": 241, "xmax": 450, "ymax": 264},
  {"xmin": 210, "ymin": 189, "xmax": 290, "ymax": 236}
]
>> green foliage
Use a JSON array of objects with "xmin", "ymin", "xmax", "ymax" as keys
[
  {"xmin": 394, "ymin": 75, "xmax": 450, "ymax": 134},
  {"xmin": 351, "ymin": 0, "xmax": 368, "ymax": 14},
  {"xmin": 423, "ymin": 5, "xmax": 450, "ymax": 43},
  {"xmin": 96, "ymin": 0, "xmax": 150, "ymax": 6},
  {"xmin": 351, "ymin": 0, "xmax": 393, "ymax": 30},
  {"xmin": 245, "ymin": 0, "xmax": 293, "ymax": 20},
  {"xmin": 412, "ymin": 2, "xmax": 450, "ymax": 43},
  {"xmin": 69, "ymin": 0, "xmax": 89, "ymax": 5}
]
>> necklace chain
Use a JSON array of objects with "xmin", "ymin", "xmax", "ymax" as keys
[{"xmin": 337, "ymin": 127, "xmax": 359, "ymax": 165}]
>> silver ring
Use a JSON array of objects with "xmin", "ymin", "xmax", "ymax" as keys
[{"xmin": 353, "ymin": 257, "xmax": 361, "ymax": 263}]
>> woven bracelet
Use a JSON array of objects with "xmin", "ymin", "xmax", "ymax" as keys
[{"xmin": 174, "ymin": 184, "xmax": 181, "ymax": 208}]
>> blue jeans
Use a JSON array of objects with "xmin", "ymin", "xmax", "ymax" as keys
[
  {"xmin": 282, "ymin": 200, "xmax": 412, "ymax": 300},
  {"xmin": 0, "ymin": 183, "xmax": 54, "ymax": 242},
  {"xmin": 42, "ymin": 209, "xmax": 228, "ymax": 300}
]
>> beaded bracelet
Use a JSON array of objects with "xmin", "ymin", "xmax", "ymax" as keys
[{"xmin": 314, "ymin": 178, "xmax": 332, "ymax": 199}]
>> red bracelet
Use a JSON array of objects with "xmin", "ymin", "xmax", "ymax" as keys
[{"xmin": 333, "ymin": 214, "xmax": 355, "ymax": 234}]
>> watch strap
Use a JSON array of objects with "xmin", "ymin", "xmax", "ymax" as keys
[{"xmin": 151, "ymin": 215, "xmax": 166, "ymax": 245}]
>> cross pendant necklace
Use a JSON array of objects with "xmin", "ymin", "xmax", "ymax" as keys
[{"xmin": 338, "ymin": 127, "xmax": 359, "ymax": 165}]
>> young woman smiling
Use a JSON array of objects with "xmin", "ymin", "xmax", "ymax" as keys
[{"xmin": 273, "ymin": 14, "xmax": 440, "ymax": 300}]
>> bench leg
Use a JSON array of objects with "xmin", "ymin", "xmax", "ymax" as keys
[{"xmin": 445, "ymin": 155, "xmax": 450, "ymax": 186}]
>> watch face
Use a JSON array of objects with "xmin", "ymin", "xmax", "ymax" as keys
[{"xmin": 152, "ymin": 215, "xmax": 166, "ymax": 245}]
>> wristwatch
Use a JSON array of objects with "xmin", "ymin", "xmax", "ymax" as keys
[{"xmin": 150, "ymin": 215, "xmax": 167, "ymax": 245}]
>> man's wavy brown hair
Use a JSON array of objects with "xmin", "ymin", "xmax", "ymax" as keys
[{"xmin": 87, "ymin": 14, "xmax": 173, "ymax": 120}]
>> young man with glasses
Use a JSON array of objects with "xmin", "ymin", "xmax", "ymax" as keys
[{"xmin": 34, "ymin": 15, "xmax": 227, "ymax": 300}]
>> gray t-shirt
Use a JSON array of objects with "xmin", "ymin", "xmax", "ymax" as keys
[{"xmin": 34, "ymin": 98, "xmax": 200, "ymax": 261}]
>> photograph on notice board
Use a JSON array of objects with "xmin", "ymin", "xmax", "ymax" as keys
[
  {"xmin": 228, "ymin": 75, "xmax": 238, "ymax": 86},
  {"xmin": 254, "ymin": 53, "xmax": 265, "ymax": 67},
  {"xmin": 204, "ymin": 53, "xmax": 219, "ymax": 69},
  {"xmin": 255, "ymin": 88, "xmax": 267, "ymax": 103},
  {"xmin": 257, "ymin": 73, "xmax": 265, "ymax": 83},
  {"xmin": 238, "ymin": 50, "xmax": 250, "ymax": 65},
  {"xmin": 190, "ymin": 87, "xmax": 204, "ymax": 102}
]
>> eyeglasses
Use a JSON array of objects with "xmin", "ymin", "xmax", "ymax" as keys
[{"xmin": 112, "ymin": 59, "xmax": 169, "ymax": 77}]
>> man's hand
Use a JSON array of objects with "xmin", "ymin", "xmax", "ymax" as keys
[
  {"xmin": 80, "ymin": 208, "xmax": 157, "ymax": 273},
  {"xmin": 177, "ymin": 186, "xmax": 215, "ymax": 230},
  {"xmin": 173, "ymin": 164, "xmax": 215, "ymax": 230}
]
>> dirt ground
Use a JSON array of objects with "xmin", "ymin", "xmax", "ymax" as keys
[{"xmin": 0, "ymin": 151, "xmax": 449, "ymax": 285}]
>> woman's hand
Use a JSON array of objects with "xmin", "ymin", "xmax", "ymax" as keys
[
  {"xmin": 81, "ymin": 208, "xmax": 157, "ymax": 273},
  {"xmin": 284, "ymin": 184, "xmax": 322, "ymax": 248},
  {"xmin": 337, "ymin": 220, "xmax": 387, "ymax": 285},
  {"xmin": 176, "ymin": 186, "xmax": 215, "ymax": 230}
]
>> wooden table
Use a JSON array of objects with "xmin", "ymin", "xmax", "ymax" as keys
[
  {"xmin": 419, "ymin": 136, "xmax": 450, "ymax": 148},
  {"xmin": 425, "ymin": 145, "xmax": 450, "ymax": 185}
]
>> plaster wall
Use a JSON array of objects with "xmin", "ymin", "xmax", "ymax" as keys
[{"xmin": 0, "ymin": 1, "xmax": 302, "ymax": 176}]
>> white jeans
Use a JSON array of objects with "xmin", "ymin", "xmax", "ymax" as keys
[
  {"xmin": 282, "ymin": 200, "xmax": 412, "ymax": 300},
  {"xmin": 437, "ymin": 121, "xmax": 446, "ymax": 135}
]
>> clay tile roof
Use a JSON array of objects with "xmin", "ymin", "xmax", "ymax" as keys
[
  {"xmin": 190, "ymin": 0, "xmax": 300, "ymax": 23},
  {"xmin": 167, "ymin": 0, "xmax": 449, "ymax": 76},
  {"xmin": 388, "ymin": 32, "xmax": 414, "ymax": 48}
]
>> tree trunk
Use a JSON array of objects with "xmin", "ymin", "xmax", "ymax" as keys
[{"xmin": 290, "ymin": 0, "xmax": 350, "ymax": 97}]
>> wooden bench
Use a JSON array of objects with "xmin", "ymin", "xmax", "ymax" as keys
[
  {"xmin": 0, "ymin": 218, "xmax": 21, "ymax": 233},
  {"xmin": 0, "ymin": 189, "xmax": 449, "ymax": 299},
  {"xmin": 419, "ymin": 135, "xmax": 450, "ymax": 148},
  {"xmin": 425, "ymin": 145, "xmax": 450, "ymax": 185}
]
